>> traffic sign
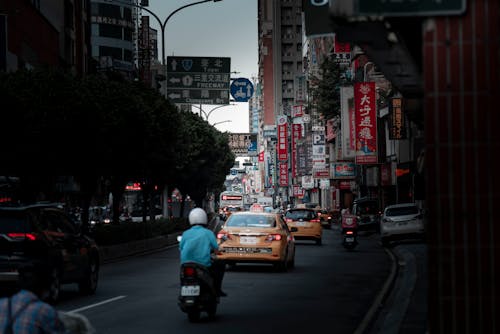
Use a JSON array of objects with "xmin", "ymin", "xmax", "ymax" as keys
[
  {"xmin": 230, "ymin": 78, "xmax": 254, "ymax": 102},
  {"xmin": 166, "ymin": 56, "xmax": 231, "ymax": 105}
]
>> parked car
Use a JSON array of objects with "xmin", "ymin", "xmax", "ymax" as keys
[
  {"xmin": 380, "ymin": 203, "xmax": 425, "ymax": 247},
  {"xmin": 216, "ymin": 210, "xmax": 296, "ymax": 271},
  {"xmin": 284, "ymin": 208, "xmax": 323, "ymax": 245},
  {"xmin": 351, "ymin": 198, "xmax": 381, "ymax": 232},
  {"xmin": 0, "ymin": 203, "xmax": 100, "ymax": 304}
]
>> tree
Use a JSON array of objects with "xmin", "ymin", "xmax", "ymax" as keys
[{"xmin": 308, "ymin": 56, "xmax": 352, "ymax": 120}]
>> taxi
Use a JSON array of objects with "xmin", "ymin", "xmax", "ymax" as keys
[
  {"xmin": 216, "ymin": 207, "xmax": 297, "ymax": 271},
  {"xmin": 284, "ymin": 208, "xmax": 323, "ymax": 245}
]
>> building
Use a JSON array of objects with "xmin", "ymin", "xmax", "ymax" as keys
[{"xmin": 1, "ymin": 0, "xmax": 91, "ymax": 74}]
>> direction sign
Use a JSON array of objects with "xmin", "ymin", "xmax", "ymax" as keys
[
  {"xmin": 166, "ymin": 56, "xmax": 231, "ymax": 105},
  {"xmin": 230, "ymin": 78, "xmax": 254, "ymax": 102}
]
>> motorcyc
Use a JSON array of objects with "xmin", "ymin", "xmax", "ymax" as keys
[
  {"xmin": 341, "ymin": 214, "xmax": 358, "ymax": 250},
  {"xmin": 178, "ymin": 261, "xmax": 219, "ymax": 322}
]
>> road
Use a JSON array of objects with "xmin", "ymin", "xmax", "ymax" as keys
[{"xmin": 55, "ymin": 227, "xmax": 392, "ymax": 334}]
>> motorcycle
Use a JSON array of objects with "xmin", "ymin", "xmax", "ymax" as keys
[
  {"xmin": 341, "ymin": 214, "xmax": 358, "ymax": 250},
  {"xmin": 178, "ymin": 261, "xmax": 219, "ymax": 322}
]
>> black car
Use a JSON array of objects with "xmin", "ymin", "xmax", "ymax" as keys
[
  {"xmin": 0, "ymin": 203, "xmax": 100, "ymax": 304},
  {"xmin": 351, "ymin": 198, "xmax": 381, "ymax": 232}
]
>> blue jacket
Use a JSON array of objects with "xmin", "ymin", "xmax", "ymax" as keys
[{"xmin": 179, "ymin": 225, "xmax": 218, "ymax": 267}]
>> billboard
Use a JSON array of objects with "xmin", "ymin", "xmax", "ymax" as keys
[{"xmin": 354, "ymin": 82, "xmax": 378, "ymax": 164}]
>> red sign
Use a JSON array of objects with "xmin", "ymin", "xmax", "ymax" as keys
[
  {"xmin": 258, "ymin": 150, "xmax": 264, "ymax": 162},
  {"xmin": 291, "ymin": 123, "xmax": 302, "ymax": 178},
  {"xmin": 277, "ymin": 120, "xmax": 288, "ymax": 161},
  {"xmin": 279, "ymin": 162, "xmax": 289, "ymax": 186},
  {"xmin": 354, "ymin": 82, "xmax": 378, "ymax": 164}
]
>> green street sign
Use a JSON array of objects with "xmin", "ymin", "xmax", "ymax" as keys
[
  {"xmin": 166, "ymin": 56, "xmax": 231, "ymax": 105},
  {"xmin": 358, "ymin": 0, "xmax": 466, "ymax": 16}
]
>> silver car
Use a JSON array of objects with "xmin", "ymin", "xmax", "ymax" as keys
[{"xmin": 380, "ymin": 203, "xmax": 425, "ymax": 247}]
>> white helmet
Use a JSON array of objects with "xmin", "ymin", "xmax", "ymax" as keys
[{"xmin": 188, "ymin": 208, "xmax": 208, "ymax": 226}]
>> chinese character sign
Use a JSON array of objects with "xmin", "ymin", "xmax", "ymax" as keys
[
  {"xmin": 354, "ymin": 82, "xmax": 378, "ymax": 164},
  {"xmin": 291, "ymin": 123, "xmax": 302, "ymax": 178},
  {"xmin": 389, "ymin": 98, "xmax": 406, "ymax": 139},
  {"xmin": 279, "ymin": 162, "xmax": 289, "ymax": 187},
  {"xmin": 277, "ymin": 116, "xmax": 288, "ymax": 161}
]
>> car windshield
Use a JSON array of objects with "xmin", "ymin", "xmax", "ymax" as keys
[
  {"xmin": 354, "ymin": 201, "xmax": 379, "ymax": 215},
  {"xmin": 285, "ymin": 210, "xmax": 316, "ymax": 220},
  {"xmin": 385, "ymin": 206, "xmax": 419, "ymax": 217},
  {"xmin": 0, "ymin": 211, "xmax": 28, "ymax": 233},
  {"xmin": 226, "ymin": 215, "xmax": 276, "ymax": 228}
]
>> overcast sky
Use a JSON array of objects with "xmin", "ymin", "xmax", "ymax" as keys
[{"xmin": 145, "ymin": 0, "xmax": 258, "ymax": 133}]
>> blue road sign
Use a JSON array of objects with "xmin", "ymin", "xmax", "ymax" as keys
[{"xmin": 230, "ymin": 78, "xmax": 254, "ymax": 102}]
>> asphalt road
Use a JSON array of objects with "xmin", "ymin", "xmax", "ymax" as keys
[{"xmin": 55, "ymin": 227, "xmax": 392, "ymax": 334}]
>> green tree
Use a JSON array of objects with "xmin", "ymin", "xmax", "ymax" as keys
[{"xmin": 308, "ymin": 56, "xmax": 351, "ymax": 120}]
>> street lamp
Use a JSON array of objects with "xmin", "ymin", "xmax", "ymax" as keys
[
  {"xmin": 107, "ymin": 0, "xmax": 223, "ymax": 67},
  {"xmin": 191, "ymin": 103, "xmax": 236, "ymax": 121},
  {"xmin": 211, "ymin": 120, "xmax": 232, "ymax": 127}
]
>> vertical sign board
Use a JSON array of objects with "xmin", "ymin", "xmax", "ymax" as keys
[
  {"xmin": 166, "ymin": 56, "xmax": 230, "ymax": 105},
  {"xmin": 389, "ymin": 97, "xmax": 406, "ymax": 139},
  {"xmin": 277, "ymin": 115, "xmax": 288, "ymax": 161},
  {"xmin": 138, "ymin": 16, "xmax": 151, "ymax": 85},
  {"xmin": 354, "ymin": 82, "xmax": 378, "ymax": 164},
  {"xmin": 291, "ymin": 123, "xmax": 302, "ymax": 178},
  {"xmin": 279, "ymin": 162, "xmax": 289, "ymax": 187}
]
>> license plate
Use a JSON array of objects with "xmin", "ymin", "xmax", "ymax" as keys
[
  {"xmin": 181, "ymin": 285, "xmax": 200, "ymax": 296},
  {"xmin": 240, "ymin": 236, "xmax": 257, "ymax": 244},
  {"xmin": 345, "ymin": 237, "xmax": 354, "ymax": 242}
]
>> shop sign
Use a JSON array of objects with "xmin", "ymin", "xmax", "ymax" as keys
[{"xmin": 354, "ymin": 82, "xmax": 378, "ymax": 164}]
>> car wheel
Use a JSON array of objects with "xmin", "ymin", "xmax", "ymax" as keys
[
  {"xmin": 207, "ymin": 303, "xmax": 217, "ymax": 320},
  {"xmin": 46, "ymin": 268, "xmax": 61, "ymax": 305},
  {"xmin": 79, "ymin": 256, "xmax": 99, "ymax": 295}
]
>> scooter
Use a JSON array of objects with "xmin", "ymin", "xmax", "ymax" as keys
[
  {"xmin": 341, "ymin": 214, "xmax": 358, "ymax": 250},
  {"xmin": 178, "ymin": 262, "xmax": 219, "ymax": 322}
]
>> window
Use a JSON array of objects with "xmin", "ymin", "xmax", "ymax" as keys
[
  {"xmin": 99, "ymin": 3, "xmax": 121, "ymax": 19},
  {"xmin": 99, "ymin": 46, "xmax": 122, "ymax": 60},
  {"xmin": 99, "ymin": 24, "xmax": 122, "ymax": 39}
]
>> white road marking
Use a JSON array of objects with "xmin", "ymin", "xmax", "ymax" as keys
[{"xmin": 64, "ymin": 295, "xmax": 127, "ymax": 313}]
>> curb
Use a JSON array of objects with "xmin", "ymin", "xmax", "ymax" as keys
[
  {"xmin": 354, "ymin": 246, "xmax": 399, "ymax": 334},
  {"xmin": 99, "ymin": 231, "xmax": 183, "ymax": 264}
]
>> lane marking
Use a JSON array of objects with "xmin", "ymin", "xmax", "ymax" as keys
[{"xmin": 64, "ymin": 295, "xmax": 127, "ymax": 313}]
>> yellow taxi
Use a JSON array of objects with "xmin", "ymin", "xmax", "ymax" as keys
[
  {"xmin": 284, "ymin": 208, "xmax": 323, "ymax": 245},
  {"xmin": 216, "ymin": 209, "xmax": 297, "ymax": 271}
]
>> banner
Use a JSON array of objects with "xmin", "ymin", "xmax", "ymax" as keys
[
  {"xmin": 277, "ymin": 116, "xmax": 288, "ymax": 161},
  {"xmin": 354, "ymin": 82, "xmax": 378, "ymax": 164},
  {"xmin": 389, "ymin": 97, "xmax": 406, "ymax": 139},
  {"xmin": 279, "ymin": 162, "xmax": 289, "ymax": 187},
  {"xmin": 291, "ymin": 123, "xmax": 302, "ymax": 178}
]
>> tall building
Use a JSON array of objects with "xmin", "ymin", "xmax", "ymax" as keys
[
  {"xmin": 257, "ymin": 0, "xmax": 303, "ymax": 203},
  {"xmin": 90, "ymin": 0, "xmax": 139, "ymax": 79},
  {"xmin": 1, "ymin": 0, "xmax": 91, "ymax": 74}
]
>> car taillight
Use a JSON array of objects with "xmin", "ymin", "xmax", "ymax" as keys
[
  {"xmin": 7, "ymin": 233, "xmax": 37, "ymax": 241},
  {"xmin": 217, "ymin": 232, "xmax": 230, "ymax": 240},
  {"xmin": 266, "ymin": 234, "xmax": 282, "ymax": 241},
  {"xmin": 310, "ymin": 219, "xmax": 320, "ymax": 223},
  {"xmin": 346, "ymin": 230, "xmax": 354, "ymax": 235},
  {"xmin": 183, "ymin": 266, "xmax": 196, "ymax": 277}
]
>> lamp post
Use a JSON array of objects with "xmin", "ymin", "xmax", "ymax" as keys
[
  {"xmin": 212, "ymin": 120, "xmax": 232, "ymax": 127},
  {"xmin": 107, "ymin": 0, "xmax": 222, "ymax": 67},
  {"xmin": 191, "ymin": 103, "xmax": 236, "ymax": 121}
]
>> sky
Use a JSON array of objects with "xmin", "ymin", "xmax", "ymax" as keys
[{"xmin": 145, "ymin": 0, "xmax": 258, "ymax": 133}]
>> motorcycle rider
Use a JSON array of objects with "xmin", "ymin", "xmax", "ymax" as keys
[{"xmin": 179, "ymin": 207, "xmax": 227, "ymax": 297}]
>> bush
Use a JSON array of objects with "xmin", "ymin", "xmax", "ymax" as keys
[{"xmin": 92, "ymin": 217, "xmax": 190, "ymax": 246}]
